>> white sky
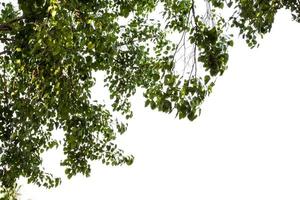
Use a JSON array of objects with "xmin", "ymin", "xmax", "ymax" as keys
[{"xmin": 14, "ymin": 8, "xmax": 300, "ymax": 200}]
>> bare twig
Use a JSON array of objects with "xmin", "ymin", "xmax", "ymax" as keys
[
  {"xmin": 171, "ymin": 31, "xmax": 186, "ymax": 71},
  {"xmin": 171, "ymin": 4, "xmax": 193, "ymax": 71},
  {"xmin": 194, "ymin": 43, "xmax": 197, "ymax": 77}
]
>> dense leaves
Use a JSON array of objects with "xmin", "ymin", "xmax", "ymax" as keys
[{"xmin": 0, "ymin": 0, "xmax": 299, "ymax": 197}]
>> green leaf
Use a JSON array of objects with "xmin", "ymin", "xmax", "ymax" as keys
[{"xmin": 204, "ymin": 75, "xmax": 210, "ymax": 85}]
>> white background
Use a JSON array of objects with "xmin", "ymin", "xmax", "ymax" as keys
[{"xmin": 15, "ymin": 9, "xmax": 300, "ymax": 200}]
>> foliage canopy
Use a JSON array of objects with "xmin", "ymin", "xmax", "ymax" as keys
[{"xmin": 0, "ymin": 0, "xmax": 299, "ymax": 196}]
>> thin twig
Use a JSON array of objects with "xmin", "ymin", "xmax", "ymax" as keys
[
  {"xmin": 171, "ymin": 31, "xmax": 186, "ymax": 71},
  {"xmin": 194, "ymin": 43, "xmax": 197, "ymax": 77}
]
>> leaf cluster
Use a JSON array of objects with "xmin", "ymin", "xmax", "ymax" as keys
[{"xmin": 0, "ymin": 0, "xmax": 299, "ymax": 196}]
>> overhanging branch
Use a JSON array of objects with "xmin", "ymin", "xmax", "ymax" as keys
[
  {"xmin": 0, "ymin": 50, "xmax": 11, "ymax": 56},
  {"xmin": 0, "ymin": 16, "xmax": 26, "ymax": 32}
]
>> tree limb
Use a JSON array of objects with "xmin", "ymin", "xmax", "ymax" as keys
[
  {"xmin": 0, "ymin": 16, "xmax": 26, "ymax": 32},
  {"xmin": 0, "ymin": 37, "xmax": 14, "ymax": 42},
  {"xmin": 0, "ymin": 24, "xmax": 12, "ymax": 31},
  {"xmin": 0, "ymin": 50, "xmax": 11, "ymax": 56},
  {"xmin": 6, "ymin": 16, "xmax": 26, "ymax": 24}
]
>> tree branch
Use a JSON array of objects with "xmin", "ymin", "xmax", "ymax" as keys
[
  {"xmin": 0, "ymin": 50, "xmax": 11, "ymax": 56},
  {"xmin": 0, "ymin": 37, "xmax": 14, "ymax": 42},
  {"xmin": 0, "ymin": 16, "xmax": 26, "ymax": 32},
  {"xmin": 0, "ymin": 24, "xmax": 12, "ymax": 31},
  {"xmin": 6, "ymin": 16, "xmax": 26, "ymax": 24}
]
